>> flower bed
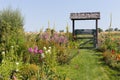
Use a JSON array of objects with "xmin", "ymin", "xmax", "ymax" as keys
[{"xmin": 98, "ymin": 32, "xmax": 120, "ymax": 70}]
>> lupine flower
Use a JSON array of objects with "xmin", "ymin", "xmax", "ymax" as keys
[
  {"xmin": 38, "ymin": 50, "xmax": 43, "ymax": 54},
  {"xmin": 28, "ymin": 48, "xmax": 33, "ymax": 53}
]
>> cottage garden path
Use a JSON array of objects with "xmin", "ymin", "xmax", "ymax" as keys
[{"xmin": 58, "ymin": 49, "xmax": 120, "ymax": 80}]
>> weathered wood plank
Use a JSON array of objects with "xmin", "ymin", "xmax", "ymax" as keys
[
  {"xmin": 70, "ymin": 12, "xmax": 100, "ymax": 20},
  {"xmin": 76, "ymin": 37, "xmax": 94, "ymax": 39}
]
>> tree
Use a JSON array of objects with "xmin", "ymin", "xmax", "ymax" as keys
[
  {"xmin": 98, "ymin": 28, "xmax": 103, "ymax": 33},
  {"xmin": 105, "ymin": 28, "xmax": 113, "ymax": 32},
  {"xmin": 114, "ymin": 28, "xmax": 119, "ymax": 31},
  {"xmin": 0, "ymin": 8, "xmax": 25, "ymax": 53}
]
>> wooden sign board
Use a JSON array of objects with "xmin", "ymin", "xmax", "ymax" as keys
[{"xmin": 70, "ymin": 12, "xmax": 100, "ymax": 20}]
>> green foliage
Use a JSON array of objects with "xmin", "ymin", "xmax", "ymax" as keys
[
  {"xmin": 114, "ymin": 28, "xmax": 119, "ymax": 31},
  {"xmin": 98, "ymin": 32, "xmax": 120, "ymax": 52},
  {"xmin": 19, "ymin": 64, "xmax": 39, "ymax": 80},
  {"xmin": 0, "ymin": 47, "xmax": 23, "ymax": 79},
  {"xmin": 56, "ymin": 46, "xmax": 70, "ymax": 64},
  {"xmin": 0, "ymin": 8, "xmax": 25, "ymax": 55},
  {"xmin": 98, "ymin": 28, "xmax": 103, "ymax": 33},
  {"xmin": 102, "ymin": 50, "xmax": 120, "ymax": 70}
]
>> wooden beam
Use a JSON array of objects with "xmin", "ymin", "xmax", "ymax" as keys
[
  {"xmin": 72, "ymin": 20, "xmax": 75, "ymax": 38},
  {"xmin": 96, "ymin": 19, "xmax": 98, "ymax": 46},
  {"xmin": 70, "ymin": 12, "xmax": 100, "ymax": 20}
]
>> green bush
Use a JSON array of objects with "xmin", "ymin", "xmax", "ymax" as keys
[
  {"xmin": 102, "ymin": 50, "xmax": 120, "ymax": 70},
  {"xmin": 0, "ymin": 8, "xmax": 25, "ymax": 55},
  {"xmin": 98, "ymin": 33, "xmax": 119, "ymax": 52},
  {"xmin": 19, "ymin": 64, "xmax": 39, "ymax": 80}
]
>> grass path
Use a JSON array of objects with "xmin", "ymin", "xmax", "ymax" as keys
[{"xmin": 57, "ymin": 49, "xmax": 120, "ymax": 80}]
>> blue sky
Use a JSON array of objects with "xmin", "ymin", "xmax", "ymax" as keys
[{"xmin": 0, "ymin": 0, "xmax": 120, "ymax": 32}]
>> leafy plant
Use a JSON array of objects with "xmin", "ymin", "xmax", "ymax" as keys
[{"xmin": 0, "ymin": 8, "xmax": 25, "ymax": 55}]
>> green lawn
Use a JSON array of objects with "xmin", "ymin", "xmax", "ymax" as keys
[{"xmin": 57, "ymin": 49, "xmax": 120, "ymax": 80}]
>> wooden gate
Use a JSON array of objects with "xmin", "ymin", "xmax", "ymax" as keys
[
  {"xmin": 70, "ymin": 12, "xmax": 100, "ymax": 48},
  {"xmin": 74, "ymin": 29, "xmax": 96, "ymax": 48}
]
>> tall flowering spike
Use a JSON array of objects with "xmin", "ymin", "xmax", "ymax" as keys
[
  {"xmin": 38, "ymin": 50, "xmax": 43, "ymax": 54},
  {"xmin": 28, "ymin": 48, "xmax": 33, "ymax": 53},
  {"xmin": 34, "ymin": 46, "xmax": 38, "ymax": 53}
]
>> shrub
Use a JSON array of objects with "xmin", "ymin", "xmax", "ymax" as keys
[
  {"xmin": 98, "ymin": 32, "xmax": 120, "ymax": 52},
  {"xmin": 19, "ymin": 64, "xmax": 39, "ymax": 80},
  {"xmin": 102, "ymin": 50, "xmax": 120, "ymax": 70},
  {"xmin": 0, "ymin": 8, "xmax": 25, "ymax": 55}
]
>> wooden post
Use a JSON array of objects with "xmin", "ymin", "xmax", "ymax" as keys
[
  {"xmin": 96, "ymin": 19, "xmax": 98, "ymax": 47},
  {"xmin": 72, "ymin": 20, "xmax": 75, "ymax": 39}
]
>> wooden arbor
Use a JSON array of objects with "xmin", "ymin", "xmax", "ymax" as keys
[{"xmin": 70, "ymin": 12, "xmax": 100, "ymax": 48}]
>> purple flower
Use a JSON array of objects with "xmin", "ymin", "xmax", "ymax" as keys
[
  {"xmin": 34, "ymin": 46, "xmax": 38, "ymax": 53},
  {"xmin": 41, "ymin": 32, "xmax": 50, "ymax": 40},
  {"xmin": 38, "ymin": 50, "xmax": 43, "ymax": 54},
  {"xmin": 28, "ymin": 48, "xmax": 33, "ymax": 53},
  {"xmin": 59, "ymin": 36, "xmax": 64, "ymax": 43}
]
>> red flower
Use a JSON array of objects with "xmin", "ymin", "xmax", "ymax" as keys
[{"xmin": 111, "ymin": 50, "xmax": 115, "ymax": 54}]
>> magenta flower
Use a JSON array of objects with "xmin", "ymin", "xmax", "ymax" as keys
[
  {"xmin": 38, "ymin": 50, "xmax": 43, "ymax": 54},
  {"xmin": 28, "ymin": 48, "xmax": 33, "ymax": 53},
  {"xmin": 34, "ymin": 46, "xmax": 38, "ymax": 53}
]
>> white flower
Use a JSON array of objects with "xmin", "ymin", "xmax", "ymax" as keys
[
  {"xmin": 2, "ymin": 60, "xmax": 4, "ymax": 63},
  {"xmin": 11, "ymin": 46, "xmax": 14, "ymax": 48},
  {"xmin": 43, "ymin": 47, "xmax": 47, "ymax": 50},
  {"xmin": 16, "ymin": 69, "xmax": 19, "ymax": 72},
  {"xmin": 48, "ymin": 49, "xmax": 51, "ymax": 53},
  {"xmin": 49, "ymin": 47, "xmax": 51, "ymax": 49},
  {"xmin": 41, "ymin": 53, "xmax": 45, "ymax": 58},
  {"xmin": 2, "ymin": 51, "xmax": 5, "ymax": 55},
  {"xmin": 16, "ymin": 62, "xmax": 19, "ymax": 65}
]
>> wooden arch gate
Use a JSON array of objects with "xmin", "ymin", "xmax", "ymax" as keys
[{"xmin": 70, "ymin": 12, "xmax": 100, "ymax": 48}]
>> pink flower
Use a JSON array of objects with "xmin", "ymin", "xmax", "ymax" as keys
[
  {"xmin": 34, "ymin": 46, "xmax": 38, "ymax": 53},
  {"xmin": 28, "ymin": 48, "xmax": 33, "ymax": 53},
  {"xmin": 38, "ymin": 50, "xmax": 43, "ymax": 54},
  {"xmin": 13, "ymin": 75, "xmax": 17, "ymax": 80}
]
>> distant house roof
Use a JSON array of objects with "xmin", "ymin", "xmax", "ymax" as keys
[{"xmin": 70, "ymin": 12, "xmax": 100, "ymax": 20}]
